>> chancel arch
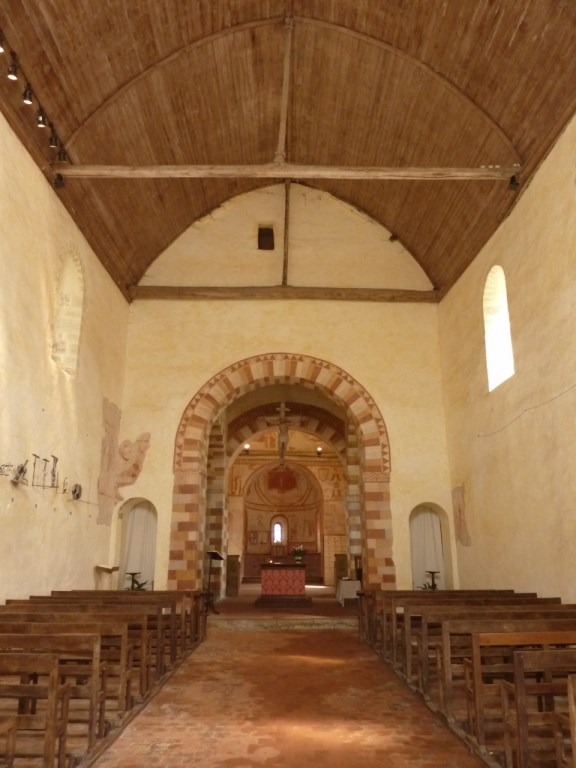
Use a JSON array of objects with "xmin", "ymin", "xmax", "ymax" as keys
[{"xmin": 170, "ymin": 352, "xmax": 393, "ymax": 592}]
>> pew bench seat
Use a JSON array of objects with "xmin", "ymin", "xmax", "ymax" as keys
[
  {"xmin": 464, "ymin": 631, "xmax": 576, "ymax": 759},
  {"xmin": 500, "ymin": 648, "xmax": 576, "ymax": 768},
  {"xmin": 0, "ymin": 653, "xmax": 70, "ymax": 768},
  {"xmin": 0, "ymin": 715, "xmax": 17, "ymax": 768}
]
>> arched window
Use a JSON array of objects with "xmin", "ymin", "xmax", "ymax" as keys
[
  {"xmin": 51, "ymin": 252, "xmax": 84, "ymax": 377},
  {"xmin": 483, "ymin": 265, "xmax": 514, "ymax": 391},
  {"xmin": 272, "ymin": 522, "xmax": 283, "ymax": 543},
  {"xmin": 270, "ymin": 515, "xmax": 288, "ymax": 556}
]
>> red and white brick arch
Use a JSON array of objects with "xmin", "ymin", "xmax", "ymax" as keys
[{"xmin": 169, "ymin": 353, "xmax": 395, "ymax": 590}]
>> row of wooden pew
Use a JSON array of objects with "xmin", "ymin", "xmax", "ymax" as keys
[
  {"xmin": 358, "ymin": 588, "xmax": 576, "ymax": 768},
  {"xmin": 0, "ymin": 588, "xmax": 207, "ymax": 767}
]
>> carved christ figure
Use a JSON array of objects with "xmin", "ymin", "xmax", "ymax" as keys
[{"xmin": 266, "ymin": 402, "xmax": 300, "ymax": 466}]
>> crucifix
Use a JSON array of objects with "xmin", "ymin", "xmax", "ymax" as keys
[{"xmin": 267, "ymin": 401, "xmax": 300, "ymax": 466}]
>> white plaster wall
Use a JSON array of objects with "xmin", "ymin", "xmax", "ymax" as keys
[
  {"xmin": 142, "ymin": 184, "xmax": 432, "ymax": 290},
  {"xmin": 438, "ymin": 112, "xmax": 576, "ymax": 601},
  {"xmin": 0, "ymin": 113, "xmax": 129, "ymax": 603},
  {"xmin": 121, "ymin": 295, "xmax": 455, "ymax": 590}
]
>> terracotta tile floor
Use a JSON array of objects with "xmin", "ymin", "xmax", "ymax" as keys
[{"xmin": 90, "ymin": 587, "xmax": 489, "ymax": 768}]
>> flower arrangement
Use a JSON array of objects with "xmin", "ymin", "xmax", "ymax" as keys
[{"xmin": 291, "ymin": 545, "xmax": 306, "ymax": 557}]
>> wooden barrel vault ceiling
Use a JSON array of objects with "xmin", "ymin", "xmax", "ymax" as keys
[{"xmin": 1, "ymin": 1, "xmax": 576, "ymax": 302}]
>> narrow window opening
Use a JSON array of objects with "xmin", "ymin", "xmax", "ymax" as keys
[
  {"xmin": 258, "ymin": 226, "xmax": 275, "ymax": 250},
  {"xmin": 273, "ymin": 522, "xmax": 283, "ymax": 543},
  {"xmin": 483, "ymin": 265, "xmax": 515, "ymax": 391}
]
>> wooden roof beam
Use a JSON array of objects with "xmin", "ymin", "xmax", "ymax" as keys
[
  {"xmin": 57, "ymin": 163, "xmax": 521, "ymax": 181},
  {"xmin": 130, "ymin": 285, "xmax": 441, "ymax": 303}
]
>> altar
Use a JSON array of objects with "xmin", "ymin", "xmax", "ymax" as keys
[{"xmin": 255, "ymin": 562, "xmax": 310, "ymax": 605}]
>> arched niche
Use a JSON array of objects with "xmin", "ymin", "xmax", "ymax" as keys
[
  {"xmin": 116, "ymin": 497, "xmax": 158, "ymax": 591},
  {"xmin": 409, "ymin": 502, "xmax": 454, "ymax": 590}
]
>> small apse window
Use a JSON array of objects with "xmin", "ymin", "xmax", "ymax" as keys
[{"xmin": 273, "ymin": 522, "xmax": 283, "ymax": 543}]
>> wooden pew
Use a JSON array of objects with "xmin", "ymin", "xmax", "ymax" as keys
[
  {"xmin": 0, "ymin": 652, "xmax": 70, "ymax": 768},
  {"xmin": 554, "ymin": 673, "xmax": 576, "ymax": 768},
  {"xmin": 366, "ymin": 589, "xmax": 516, "ymax": 655},
  {"xmin": 357, "ymin": 590, "xmax": 378, "ymax": 646},
  {"xmin": 191, "ymin": 591, "xmax": 208, "ymax": 647},
  {"xmin": 51, "ymin": 590, "xmax": 206, "ymax": 654},
  {"xmin": 464, "ymin": 631, "xmax": 576, "ymax": 757},
  {"xmin": 0, "ymin": 600, "xmax": 154, "ymax": 696},
  {"xmin": 10, "ymin": 596, "xmax": 171, "ymax": 679},
  {"xmin": 406, "ymin": 603, "xmax": 576, "ymax": 693},
  {"xmin": 0, "ymin": 610, "xmax": 137, "ymax": 716},
  {"xmin": 0, "ymin": 633, "xmax": 104, "ymax": 758},
  {"xmin": 49, "ymin": 591, "xmax": 182, "ymax": 663},
  {"xmin": 0, "ymin": 715, "xmax": 17, "ymax": 768},
  {"xmin": 398, "ymin": 597, "xmax": 563, "ymax": 677},
  {"xmin": 501, "ymin": 648, "xmax": 576, "ymax": 768},
  {"xmin": 436, "ymin": 617, "xmax": 576, "ymax": 726},
  {"xmin": 378, "ymin": 591, "xmax": 542, "ymax": 662}
]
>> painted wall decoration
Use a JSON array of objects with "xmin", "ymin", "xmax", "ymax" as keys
[
  {"xmin": 97, "ymin": 397, "xmax": 151, "ymax": 524},
  {"xmin": 244, "ymin": 463, "xmax": 321, "ymax": 554},
  {"xmin": 452, "ymin": 485, "xmax": 471, "ymax": 546}
]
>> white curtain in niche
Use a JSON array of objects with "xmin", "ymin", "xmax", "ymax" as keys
[
  {"xmin": 410, "ymin": 507, "xmax": 444, "ymax": 590},
  {"xmin": 119, "ymin": 502, "xmax": 157, "ymax": 590}
]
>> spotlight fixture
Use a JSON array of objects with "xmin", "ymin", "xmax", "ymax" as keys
[
  {"xmin": 22, "ymin": 82, "xmax": 33, "ymax": 104},
  {"xmin": 0, "ymin": 32, "xmax": 5, "ymax": 55},
  {"xmin": 57, "ymin": 146, "xmax": 68, "ymax": 163},
  {"xmin": 243, "ymin": 443, "xmax": 251, "ymax": 454},
  {"xmin": 48, "ymin": 125, "xmax": 59, "ymax": 148},
  {"xmin": 316, "ymin": 446, "xmax": 323, "ymax": 457},
  {"xmin": 508, "ymin": 174, "xmax": 520, "ymax": 192},
  {"xmin": 7, "ymin": 51, "xmax": 18, "ymax": 80},
  {"xmin": 52, "ymin": 173, "xmax": 65, "ymax": 189},
  {"xmin": 36, "ymin": 108, "xmax": 47, "ymax": 128}
]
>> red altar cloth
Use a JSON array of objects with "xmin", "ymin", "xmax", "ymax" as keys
[{"xmin": 260, "ymin": 563, "xmax": 306, "ymax": 597}]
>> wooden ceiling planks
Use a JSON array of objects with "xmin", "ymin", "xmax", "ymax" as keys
[{"xmin": 0, "ymin": 1, "xmax": 575, "ymax": 300}]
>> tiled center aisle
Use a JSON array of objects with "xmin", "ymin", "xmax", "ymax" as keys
[{"xmin": 91, "ymin": 626, "xmax": 487, "ymax": 768}]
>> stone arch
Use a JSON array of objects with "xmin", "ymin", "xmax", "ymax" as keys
[{"xmin": 169, "ymin": 352, "xmax": 393, "ymax": 590}]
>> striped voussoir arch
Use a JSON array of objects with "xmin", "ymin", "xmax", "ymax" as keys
[{"xmin": 169, "ymin": 353, "xmax": 394, "ymax": 590}]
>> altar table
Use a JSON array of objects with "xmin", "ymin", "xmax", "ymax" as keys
[
  {"xmin": 260, "ymin": 563, "xmax": 306, "ymax": 598},
  {"xmin": 336, "ymin": 578, "xmax": 361, "ymax": 606}
]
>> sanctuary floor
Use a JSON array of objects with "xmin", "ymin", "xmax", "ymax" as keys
[{"xmin": 88, "ymin": 584, "xmax": 488, "ymax": 768}]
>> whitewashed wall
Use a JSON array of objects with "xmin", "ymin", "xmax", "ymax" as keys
[
  {"xmin": 122, "ymin": 186, "xmax": 455, "ymax": 590},
  {"xmin": 0, "ymin": 114, "xmax": 129, "ymax": 603},
  {"xmin": 438, "ymin": 112, "xmax": 576, "ymax": 601}
]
